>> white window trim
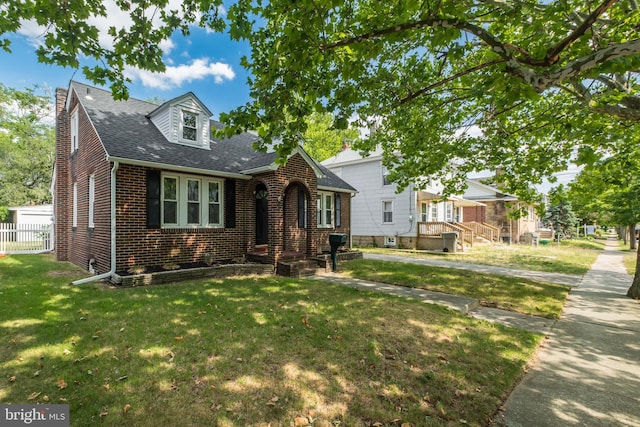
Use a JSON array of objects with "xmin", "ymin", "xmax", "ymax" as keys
[
  {"xmin": 88, "ymin": 175, "xmax": 95, "ymax": 228},
  {"xmin": 420, "ymin": 203, "xmax": 428, "ymax": 222},
  {"xmin": 178, "ymin": 109, "xmax": 201, "ymax": 146},
  {"xmin": 445, "ymin": 202, "xmax": 453, "ymax": 222},
  {"xmin": 161, "ymin": 173, "xmax": 224, "ymax": 228},
  {"xmin": 430, "ymin": 202, "xmax": 438, "ymax": 222},
  {"xmin": 382, "ymin": 200, "xmax": 394, "ymax": 224},
  {"xmin": 72, "ymin": 182, "xmax": 78, "ymax": 228},
  {"xmin": 317, "ymin": 191, "xmax": 334, "ymax": 228},
  {"xmin": 70, "ymin": 108, "xmax": 79, "ymax": 152}
]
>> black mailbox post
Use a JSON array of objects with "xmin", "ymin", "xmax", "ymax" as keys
[{"xmin": 328, "ymin": 233, "xmax": 348, "ymax": 271}]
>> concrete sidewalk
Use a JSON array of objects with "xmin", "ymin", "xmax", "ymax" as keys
[{"xmin": 497, "ymin": 237, "xmax": 640, "ymax": 426}]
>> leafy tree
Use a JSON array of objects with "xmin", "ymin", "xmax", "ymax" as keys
[
  {"xmin": 3, "ymin": 1, "xmax": 640, "ymax": 198},
  {"xmin": 0, "ymin": 84, "xmax": 55, "ymax": 210},
  {"xmin": 567, "ymin": 147, "xmax": 640, "ymax": 297},
  {"xmin": 303, "ymin": 112, "xmax": 359, "ymax": 161}
]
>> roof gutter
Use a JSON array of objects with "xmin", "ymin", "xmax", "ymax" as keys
[
  {"xmin": 72, "ymin": 161, "xmax": 119, "ymax": 285},
  {"xmin": 107, "ymin": 156, "xmax": 251, "ymax": 180}
]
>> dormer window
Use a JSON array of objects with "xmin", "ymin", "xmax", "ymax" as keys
[
  {"xmin": 181, "ymin": 110, "xmax": 198, "ymax": 143},
  {"xmin": 148, "ymin": 94, "xmax": 211, "ymax": 149}
]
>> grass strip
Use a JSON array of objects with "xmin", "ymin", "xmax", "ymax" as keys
[
  {"xmin": 341, "ymin": 259, "xmax": 569, "ymax": 319},
  {"xmin": 360, "ymin": 239, "xmax": 602, "ymax": 276}
]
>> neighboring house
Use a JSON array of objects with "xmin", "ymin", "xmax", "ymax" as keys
[
  {"xmin": 322, "ymin": 148, "xmax": 483, "ymax": 250},
  {"xmin": 462, "ymin": 179, "xmax": 541, "ymax": 243},
  {"xmin": 9, "ymin": 205, "xmax": 53, "ymax": 225},
  {"xmin": 54, "ymin": 81, "xmax": 356, "ymax": 277}
]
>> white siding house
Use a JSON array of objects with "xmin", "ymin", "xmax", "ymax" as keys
[{"xmin": 323, "ymin": 148, "xmax": 480, "ymax": 249}]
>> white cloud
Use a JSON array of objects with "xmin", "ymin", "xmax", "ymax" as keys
[
  {"xmin": 14, "ymin": 1, "xmax": 188, "ymax": 55},
  {"xmin": 158, "ymin": 39, "xmax": 176, "ymax": 55},
  {"xmin": 124, "ymin": 58, "xmax": 235, "ymax": 89}
]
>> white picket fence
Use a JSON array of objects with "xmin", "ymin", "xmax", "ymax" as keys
[{"xmin": 0, "ymin": 223, "xmax": 53, "ymax": 254}]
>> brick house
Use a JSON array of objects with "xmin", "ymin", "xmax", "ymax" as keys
[{"xmin": 54, "ymin": 81, "xmax": 356, "ymax": 280}]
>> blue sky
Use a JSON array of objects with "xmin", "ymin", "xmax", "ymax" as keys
[{"xmin": 0, "ymin": 5, "xmax": 253, "ymax": 120}]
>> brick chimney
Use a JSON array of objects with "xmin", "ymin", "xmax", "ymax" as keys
[{"xmin": 54, "ymin": 88, "xmax": 69, "ymax": 261}]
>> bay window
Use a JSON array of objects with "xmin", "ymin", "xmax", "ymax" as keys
[{"xmin": 161, "ymin": 174, "xmax": 223, "ymax": 227}]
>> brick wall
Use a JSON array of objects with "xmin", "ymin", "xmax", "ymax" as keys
[
  {"xmin": 462, "ymin": 206, "xmax": 485, "ymax": 223},
  {"xmin": 114, "ymin": 164, "xmax": 250, "ymax": 271},
  {"xmin": 55, "ymin": 88, "xmax": 112, "ymax": 273},
  {"xmin": 54, "ymin": 88, "xmax": 69, "ymax": 262}
]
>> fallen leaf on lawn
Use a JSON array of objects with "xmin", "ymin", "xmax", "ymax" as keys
[
  {"xmin": 59, "ymin": 398, "xmax": 67, "ymax": 402},
  {"xmin": 116, "ymin": 376, "xmax": 127, "ymax": 381},
  {"xmin": 99, "ymin": 410, "xmax": 108, "ymax": 418},
  {"xmin": 33, "ymin": 370, "xmax": 40, "ymax": 377},
  {"xmin": 266, "ymin": 396, "xmax": 279, "ymax": 406},
  {"xmin": 123, "ymin": 404, "xmax": 131, "ymax": 415},
  {"xmin": 294, "ymin": 416, "xmax": 310, "ymax": 426},
  {"xmin": 103, "ymin": 384, "xmax": 110, "ymax": 391},
  {"xmin": 57, "ymin": 379, "xmax": 68, "ymax": 390},
  {"xmin": 63, "ymin": 349, "xmax": 72, "ymax": 355},
  {"xmin": 401, "ymin": 423, "xmax": 412, "ymax": 427},
  {"xmin": 174, "ymin": 336, "xmax": 184, "ymax": 341},
  {"xmin": 372, "ymin": 423, "xmax": 383, "ymax": 427},
  {"xmin": 9, "ymin": 375, "xmax": 16, "ymax": 383},
  {"xmin": 27, "ymin": 392, "xmax": 41, "ymax": 400},
  {"xmin": 42, "ymin": 395, "xmax": 50, "ymax": 402}
]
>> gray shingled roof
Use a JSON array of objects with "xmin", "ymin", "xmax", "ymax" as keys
[{"xmin": 70, "ymin": 81, "xmax": 355, "ymax": 192}]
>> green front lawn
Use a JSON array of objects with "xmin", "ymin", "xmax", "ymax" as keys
[
  {"xmin": 0, "ymin": 255, "xmax": 542, "ymax": 427},
  {"xmin": 340, "ymin": 260, "xmax": 570, "ymax": 319}
]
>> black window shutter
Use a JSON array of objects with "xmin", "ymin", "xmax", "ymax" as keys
[
  {"xmin": 146, "ymin": 170, "xmax": 161, "ymax": 229},
  {"xmin": 225, "ymin": 179, "xmax": 236, "ymax": 228},
  {"xmin": 298, "ymin": 187, "xmax": 306, "ymax": 228},
  {"xmin": 335, "ymin": 193, "xmax": 342, "ymax": 227}
]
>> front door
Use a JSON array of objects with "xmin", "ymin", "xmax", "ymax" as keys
[{"xmin": 255, "ymin": 184, "xmax": 268, "ymax": 245}]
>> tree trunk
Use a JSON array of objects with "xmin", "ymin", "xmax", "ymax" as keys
[
  {"xmin": 630, "ymin": 224, "xmax": 637, "ymax": 250},
  {"xmin": 619, "ymin": 225, "xmax": 627, "ymax": 245},
  {"xmin": 627, "ymin": 245, "xmax": 640, "ymax": 299}
]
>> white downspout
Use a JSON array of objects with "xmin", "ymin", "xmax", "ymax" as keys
[
  {"xmin": 350, "ymin": 192, "xmax": 355, "ymax": 250},
  {"xmin": 72, "ymin": 161, "xmax": 119, "ymax": 285}
]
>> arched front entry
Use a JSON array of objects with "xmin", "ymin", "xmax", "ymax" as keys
[
  {"xmin": 255, "ymin": 183, "xmax": 269, "ymax": 246},
  {"xmin": 283, "ymin": 182, "xmax": 310, "ymax": 256}
]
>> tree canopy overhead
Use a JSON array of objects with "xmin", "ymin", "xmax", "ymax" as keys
[{"xmin": 3, "ymin": 1, "xmax": 640, "ymax": 198}]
